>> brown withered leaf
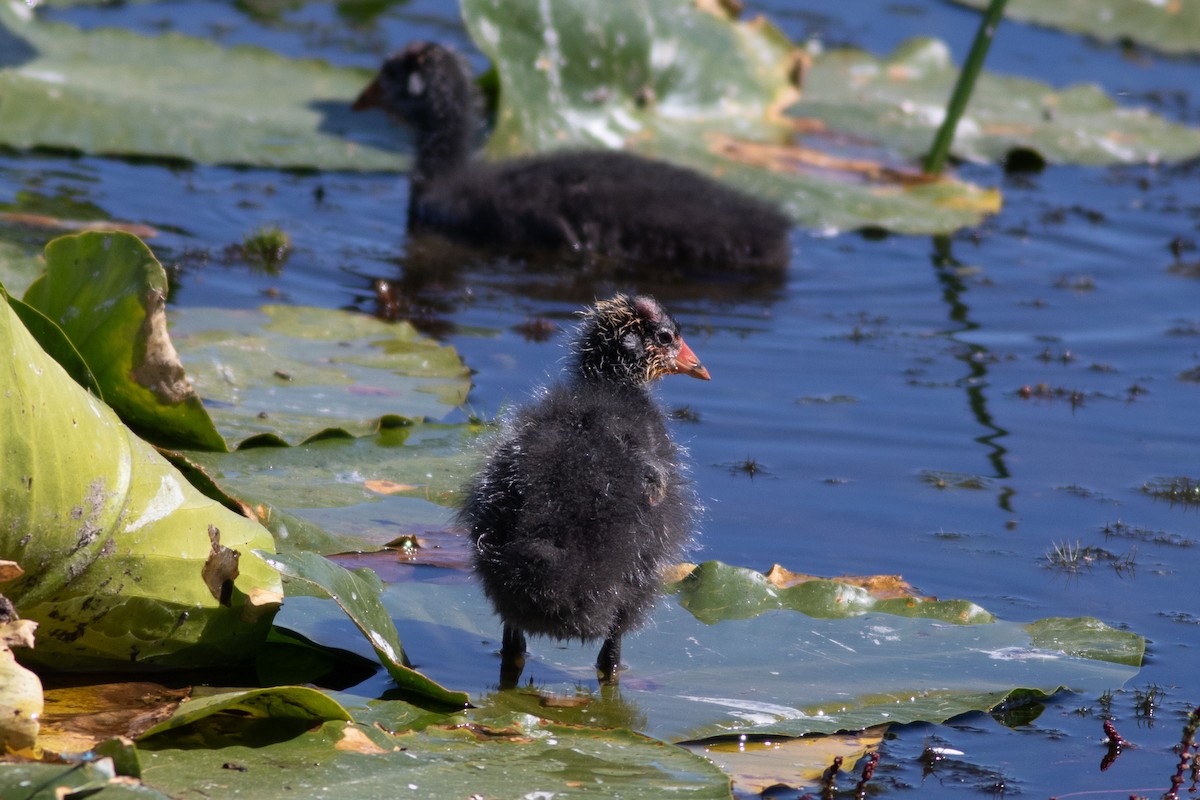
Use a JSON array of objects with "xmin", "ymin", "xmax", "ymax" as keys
[
  {"xmin": 764, "ymin": 565, "xmax": 929, "ymax": 601},
  {"xmin": 683, "ymin": 726, "xmax": 886, "ymax": 794},
  {"xmin": 38, "ymin": 680, "xmax": 191, "ymax": 754}
]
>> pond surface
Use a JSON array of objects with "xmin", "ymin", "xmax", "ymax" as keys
[{"xmin": 3, "ymin": 0, "xmax": 1200, "ymax": 796}]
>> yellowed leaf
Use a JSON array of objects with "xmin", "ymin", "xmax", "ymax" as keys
[
  {"xmin": 336, "ymin": 724, "xmax": 389, "ymax": 754},
  {"xmin": 684, "ymin": 726, "xmax": 886, "ymax": 794},
  {"xmin": 365, "ymin": 479, "xmax": 418, "ymax": 495}
]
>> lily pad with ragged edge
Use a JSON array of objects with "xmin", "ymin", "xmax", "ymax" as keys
[
  {"xmin": 0, "ymin": 295, "xmax": 283, "ymax": 672},
  {"xmin": 22, "ymin": 231, "xmax": 226, "ymax": 451},
  {"xmin": 462, "ymin": 0, "xmax": 1001, "ymax": 235},
  {"xmin": 794, "ymin": 37, "xmax": 1200, "ymax": 167},
  {"xmin": 952, "ymin": 0, "xmax": 1200, "ymax": 57},
  {"xmin": 170, "ymin": 305, "xmax": 471, "ymax": 446},
  {"xmin": 0, "ymin": 0, "xmax": 402, "ymax": 170}
]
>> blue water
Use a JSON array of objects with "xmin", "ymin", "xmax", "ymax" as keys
[{"xmin": 4, "ymin": 0, "xmax": 1200, "ymax": 796}]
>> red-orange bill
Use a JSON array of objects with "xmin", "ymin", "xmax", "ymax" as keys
[{"xmin": 672, "ymin": 338, "xmax": 711, "ymax": 380}]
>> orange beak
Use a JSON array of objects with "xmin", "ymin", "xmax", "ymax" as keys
[
  {"xmin": 670, "ymin": 337, "xmax": 711, "ymax": 381},
  {"xmin": 352, "ymin": 77, "xmax": 384, "ymax": 112}
]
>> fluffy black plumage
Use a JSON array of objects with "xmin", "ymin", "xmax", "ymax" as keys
[
  {"xmin": 457, "ymin": 294, "xmax": 709, "ymax": 683},
  {"xmin": 354, "ymin": 42, "xmax": 792, "ymax": 272}
]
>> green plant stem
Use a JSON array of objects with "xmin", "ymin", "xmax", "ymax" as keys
[{"xmin": 924, "ymin": 0, "xmax": 1009, "ymax": 175}]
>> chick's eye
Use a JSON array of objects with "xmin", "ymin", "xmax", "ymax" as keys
[{"xmin": 654, "ymin": 329, "xmax": 675, "ymax": 346}]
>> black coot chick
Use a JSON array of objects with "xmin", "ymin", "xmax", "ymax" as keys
[
  {"xmin": 354, "ymin": 42, "xmax": 791, "ymax": 273},
  {"xmin": 457, "ymin": 294, "xmax": 710, "ymax": 684}
]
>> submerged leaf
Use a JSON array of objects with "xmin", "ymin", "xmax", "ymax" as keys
[
  {"xmin": 261, "ymin": 550, "xmax": 469, "ymax": 708},
  {"xmin": 361, "ymin": 570, "xmax": 1141, "ymax": 741}
]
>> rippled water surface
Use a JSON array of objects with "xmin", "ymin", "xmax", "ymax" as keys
[{"xmin": 4, "ymin": 0, "xmax": 1200, "ymax": 796}]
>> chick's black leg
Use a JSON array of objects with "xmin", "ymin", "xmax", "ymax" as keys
[
  {"xmin": 499, "ymin": 624, "xmax": 527, "ymax": 690},
  {"xmin": 596, "ymin": 635, "xmax": 622, "ymax": 684}
]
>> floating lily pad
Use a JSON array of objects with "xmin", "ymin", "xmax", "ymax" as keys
[
  {"xmin": 180, "ymin": 422, "xmax": 478, "ymax": 552},
  {"xmin": 171, "ymin": 305, "xmax": 470, "ymax": 446},
  {"xmin": 138, "ymin": 715, "xmax": 731, "ymax": 799},
  {"xmin": 463, "ymin": 0, "xmax": 1001, "ymax": 235},
  {"xmin": 0, "ymin": 296, "xmax": 282, "ymax": 671},
  {"xmin": 794, "ymin": 37, "xmax": 1200, "ymax": 166},
  {"xmin": 0, "ymin": 761, "xmax": 172, "ymax": 799},
  {"xmin": 953, "ymin": 0, "xmax": 1200, "ymax": 56},
  {"xmin": 302, "ymin": 565, "xmax": 1145, "ymax": 741},
  {"xmin": 0, "ymin": 0, "xmax": 402, "ymax": 169}
]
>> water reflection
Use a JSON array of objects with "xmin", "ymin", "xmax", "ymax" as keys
[{"xmin": 930, "ymin": 234, "xmax": 1014, "ymax": 513}]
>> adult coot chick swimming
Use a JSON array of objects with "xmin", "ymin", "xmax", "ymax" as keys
[
  {"xmin": 354, "ymin": 42, "xmax": 791, "ymax": 273},
  {"xmin": 457, "ymin": 294, "xmax": 709, "ymax": 684}
]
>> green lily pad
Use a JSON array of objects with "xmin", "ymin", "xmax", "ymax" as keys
[
  {"xmin": 22, "ymin": 232, "xmax": 226, "ymax": 451},
  {"xmin": 0, "ymin": 296, "xmax": 282, "ymax": 671},
  {"xmin": 672, "ymin": 560, "xmax": 995, "ymax": 625},
  {"xmin": 260, "ymin": 550, "xmax": 470, "ymax": 708},
  {"xmin": 180, "ymin": 422, "xmax": 478, "ymax": 551},
  {"xmin": 170, "ymin": 306, "xmax": 470, "ymax": 446},
  {"xmin": 0, "ymin": 761, "xmax": 173, "ymax": 799},
  {"xmin": 953, "ymin": 0, "xmax": 1200, "ymax": 56},
  {"xmin": 0, "ymin": 1, "xmax": 402, "ymax": 170},
  {"xmin": 138, "ymin": 715, "xmax": 731, "ymax": 799},
  {"xmin": 463, "ymin": 0, "xmax": 1001, "ymax": 235},
  {"xmin": 794, "ymin": 37, "xmax": 1200, "ymax": 166},
  {"xmin": 323, "ymin": 565, "xmax": 1143, "ymax": 741},
  {"xmin": 139, "ymin": 686, "xmax": 353, "ymax": 741}
]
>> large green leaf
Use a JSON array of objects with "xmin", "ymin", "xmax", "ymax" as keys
[
  {"xmin": 170, "ymin": 305, "xmax": 470, "ymax": 445},
  {"xmin": 795, "ymin": 37, "xmax": 1200, "ymax": 166},
  {"xmin": 954, "ymin": 0, "xmax": 1200, "ymax": 56},
  {"xmin": 22, "ymin": 232, "xmax": 226, "ymax": 451},
  {"xmin": 0, "ymin": 296, "xmax": 282, "ymax": 671},
  {"xmin": 463, "ymin": 0, "xmax": 1001, "ymax": 235},
  {"xmin": 138, "ymin": 715, "xmax": 731, "ymax": 799},
  {"xmin": 0, "ymin": 0, "xmax": 401, "ymax": 169},
  {"xmin": 307, "ymin": 566, "xmax": 1144, "ymax": 742}
]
